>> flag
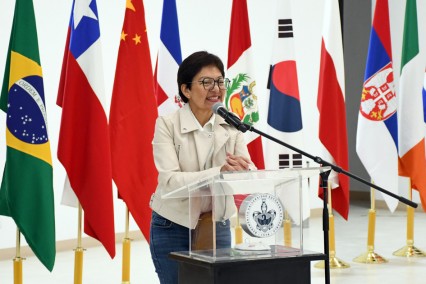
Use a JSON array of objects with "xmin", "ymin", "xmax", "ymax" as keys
[
  {"xmin": 398, "ymin": 0, "xmax": 426, "ymax": 209},
  {"xmin": 57, "ymin": 0, "xmax": 115, "ymax": 257},
  {"xmin": 155, "ymin": 0, "xmax": 182, "ymax": 115},
  {"xmin": 0, "ymin": 0, "xmax": 55, "ymax": 270},
  {"xmin": 317, "ymin": 0, "xmax": 349, "ymax": 219},
  {"xmin": 264, "ymin": 0, "xmax": 309, "ymax": 223},
  {"xmin": 423, "ymin": 70, "xmax": 426, "ymax": 139},
  {"xmin": 356, "ymin": 0, "xmax": 398, "ymax": 212},
  {"xmin": 226, "ymin": 0, "xmax": 264, "ymax": 208},
  {"xmin": 110, "ymin": 0, "xmax": 158, "ymax": 241}
]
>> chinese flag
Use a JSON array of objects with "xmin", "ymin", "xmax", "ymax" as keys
[{"xmin": 110, "ymin": 0, "xmax": 158, "ymax": 241}]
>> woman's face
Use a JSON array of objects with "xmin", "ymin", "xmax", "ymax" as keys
[{"xmin": 182, "ymin": 65, "xmax": 225, "ymax": 114}]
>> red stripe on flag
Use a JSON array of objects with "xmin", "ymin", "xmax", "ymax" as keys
[
  {"xmin": 317, "ymin": 39, "xmax": 349, "ymax": 220},
  {"xmin": 227, "ymin": 0, "xmax": 251, "ymax": 68},
  {"xmin": 58, "ymin": 53, "xmax": 115, "ymax": 257},
  {"xmin": 247, "ymin": 136, "xmax": 265, "ymax": 169}
]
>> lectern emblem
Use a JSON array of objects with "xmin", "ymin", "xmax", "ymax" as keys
[{"xmin": 239, "ymin": 194, "xmax": 284, "ymax": 238}]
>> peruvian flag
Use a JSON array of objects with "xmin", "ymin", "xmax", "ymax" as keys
[
  {"xmin": 226, "ymin": 0, "xmax": 264, "ymax": 170},
  {"xmin": 109, "ymin": 0, "xmax": 158, "ymax": 241},
  {"xmin": 317, "ymin": 0, "xmax": 350, "ymax": 220},
  {"xmin": 226, "ymin": 0, "xmax": 264, "ymax": 209},
  {"xmin": 57, "ymin": 0, "xmax": 115, "ymax": 257},
  {"xmin": 155, "ymin": 0, "xmax": 182, "ymax": 115}
]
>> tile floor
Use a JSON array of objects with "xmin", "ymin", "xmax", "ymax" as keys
[{"xmin": 1, "ymin": 201, "xmax": 426, "ymax": 283}]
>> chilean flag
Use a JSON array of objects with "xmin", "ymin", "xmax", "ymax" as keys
[
  {"xmin": 155, "ymin": 0, "xmax": 182, "ymax": 115},
  {"xmin": 317, "ymin": 0, "xmax": 349, "ymax": 220},
  {"xmin": 356, "ymin": 0, "xmax": 398, "ymax": 212},
  {"xmin": 57, "ymin": 0, "xmax": 115, "ymax": 257}
]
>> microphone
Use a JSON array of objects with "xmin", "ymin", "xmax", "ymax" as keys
[{"xmin": 212, "ymin": 102, "xmax": 249, "ymax": 132}]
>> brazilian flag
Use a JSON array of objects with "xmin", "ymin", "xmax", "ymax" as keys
[{"xmin": 0, "ymin": 0, "xmax": 55, "ymax": 271}]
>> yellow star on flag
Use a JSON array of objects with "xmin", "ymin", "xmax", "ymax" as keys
[{"xmin": 133, "ymin": 34, "xmax": 141, "ymax": 45}]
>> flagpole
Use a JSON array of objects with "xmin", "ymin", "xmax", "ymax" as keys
[
  {"xmin": 14, "ymin": 228, "xmax": 23, "ymax": 284},
  {"xmin": 393, "ymin": 181, "xmax": 426, "ymax": 257},
  {"xmin": 122, "ymin": 206, "xmax": 131, "ymax": 284},
  {"xmin": 234, "ymin": 212, "xmax": 243, "ymax": 245},
  {"xmin": 353, "ymin": 186, "xmax": 387, "ymax": 263},
  {"xmin": 74, "ymin": 203, "xmax": 84, "ymax": 284},
  {"xmin": 315, "ymin": 181, "xmax": 349, "ymax": 270},
  {"xmin": 283, "ymin": 210, "xmax": 292, "ymax": 247}
]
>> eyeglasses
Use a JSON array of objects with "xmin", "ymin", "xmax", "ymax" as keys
[{"xmin": 196, "ymin": 77, "xmax": 230, "ymax": 91}]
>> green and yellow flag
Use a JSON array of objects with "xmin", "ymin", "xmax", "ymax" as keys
[{"xmin": 0, "ymin": 0, "xmax": 55, "ymax": 271}]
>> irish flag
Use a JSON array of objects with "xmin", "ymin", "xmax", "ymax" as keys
[{"xmin": 397, "ymin": 0, "xmax": 426, "ymax": 209}]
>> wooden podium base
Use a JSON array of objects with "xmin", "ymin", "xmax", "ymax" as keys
[{"xmin": 170, "ymin": 250, "xmax": 325, "ymax": 284}]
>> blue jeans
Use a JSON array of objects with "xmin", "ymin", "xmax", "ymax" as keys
[{"xmin": 149, "ymin": 211, "xmax": 231, "ymax": 284}]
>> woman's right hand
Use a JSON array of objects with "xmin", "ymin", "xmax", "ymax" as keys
[{"xmin": 220, "ymin": 152, "xmax": 251, "ymax": 172}]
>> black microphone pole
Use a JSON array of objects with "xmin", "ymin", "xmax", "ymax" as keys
[{"xmin": 237, "ymin": 122, "xmax": 417, "ymax": 284}]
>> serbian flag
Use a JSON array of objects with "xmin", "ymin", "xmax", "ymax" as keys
[
  {"xmin": 398, "ymin": 0, "xmax": 426, "ymax": 210},
  {"xmin": 317, "ymin": 0, "xmax": 349, "ymax": 220},
  {"xmin": 264, "ymin": 0, "xmax": 309, "ymax": 223},
  {"xmin": 226, "ymin": 0, "xmax": 264, "ymax": 208},
  {"xmin": 356, "ymin": 0, "xmax": 398, "ymax": 212},
  {"xmin": 57, "ymin": 0, "xmax": 115, "ymax": 257},
  {"xmin": 155, "ymin": 0, "xmax": 182, "ymax": 115},
  {"xmin": 109, "ymin": 0, "xmax": 158, "ymax": 241}
]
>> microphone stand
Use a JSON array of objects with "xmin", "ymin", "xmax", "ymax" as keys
[{"xmin": 237, "ymin": 123, "xmax": 417, "ymax": 284}]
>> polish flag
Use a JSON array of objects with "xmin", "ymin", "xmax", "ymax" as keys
[{"xmin": 317, "ymin": 0, "xmax": 349, "ymax": 220}]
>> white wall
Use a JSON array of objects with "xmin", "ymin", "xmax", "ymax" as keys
[{"xmin": 0, "ymin": 0, "xmax": 424, "ymax": 250}]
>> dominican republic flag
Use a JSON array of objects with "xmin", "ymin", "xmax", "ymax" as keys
[
  {"xmin": 155, "ymin": 0, "xmax": 182, "ymax": 115},
  {"xmin": 317, "ymin": 0, "xmax": 349, "ymax": 220},
  {"xmin": 356, "ymin": 0, "xmax": 398, "ymax": 212},
  {"xmin": 226, "ymin": 0, "xmax": 265, "ymax": 209},
  {"xmin": 57, "ymin": 0, "xmax": 115, "ymax": 257},
  {"xmin": 264, "ymin": 0, "xmax": 309, "ymax": 223},
  {"xmin": 398, "ymin": 0, "xmax": 426, "ymax": 210},
  {"xmin": 109, "ymin": 0, "xmax": 158, "ymax": 241}
]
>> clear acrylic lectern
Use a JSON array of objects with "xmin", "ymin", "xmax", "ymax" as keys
[{"xmin": 162, "ymin": 167, "xmax": 330, "ymax": 262}]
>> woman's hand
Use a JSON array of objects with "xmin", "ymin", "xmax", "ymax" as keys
[{"xmin": 220, "ymin": 152, "xmax": 252, "ymax": 172}]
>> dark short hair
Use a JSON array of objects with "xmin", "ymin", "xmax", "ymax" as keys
[{"xmin": 177, "ymin": 51, "xmax": 225, "ymax": 103}]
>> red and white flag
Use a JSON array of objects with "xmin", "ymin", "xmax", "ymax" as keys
[
  {"xmin": 226, "ymin": 0, "xmax": 265, "ymax": 209},
  {"xmin": 109, "ymin": 0, "xmax": 158, "ymax": 241},
  {"xmin": 226, "ymin": 0, "xmax": 264, "ymax": 171},
  {"xmin": 317, "ymin": 0, "xmax": 349, "ymax": 219},
  {"xmin": 57, "ymin": 0, "xmax": 115, "ymax": 257}
]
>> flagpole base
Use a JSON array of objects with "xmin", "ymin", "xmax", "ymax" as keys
[
  {"xmin": 353, "ymin": 251, "xmax": 388, "ymax": 264},
  {"xmin": 314, "ymin": 256, "xmax": 350, "ymax": 269},
  {"xmin": 393, "ymin": 245, "xmax": 426, "ymax": 257},
  {"xmin": 121, "ymin": 282, "xmax": 130, "ymax": 284},
  {"xmin": 13, "ymin": 257, "xmax": 24, "ymax": 284}
]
